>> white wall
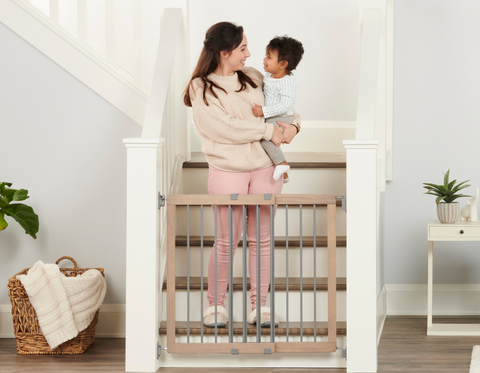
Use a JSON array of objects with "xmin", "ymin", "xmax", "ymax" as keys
[
  {"xmin": 385, "ymin": 0, "xmax": 480, "ymax": 285},
  {"xmin": 189, "ymin": 0, "xmax": 359, "ymax": 121},
  {"xmin": 0, "ymin": 22, "xmax": 141, "ymax": 305}
]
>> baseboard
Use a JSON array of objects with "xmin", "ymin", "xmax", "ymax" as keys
[
  {"xmin": 0, "ymin": 304, "xmax": 125, "ymax": 338},
  {"xmin": 377, "ymin": 284, "xmax": 387, "ymax": 346},
  {"xmin": 386, "ymin": 284, "xmax": 480, "ymax": 315}
]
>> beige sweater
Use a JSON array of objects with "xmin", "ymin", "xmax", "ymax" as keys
[{"xmin": 190, "ymin": 67, "xmax": 299, "ymax": 172}]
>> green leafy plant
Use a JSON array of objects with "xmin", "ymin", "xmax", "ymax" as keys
[
  {"xmin": 423, "ymin": 170, "xmax": 471, "ymax": 204},
  {"xmin": 0, "ymin": 182, "xmax": 39, "ymax": 239}
]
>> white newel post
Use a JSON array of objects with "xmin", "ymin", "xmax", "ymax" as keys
[
  {"xmin": 124, "ymin": 137, "xmax": 164, "ymax": 373},
  {"xmin": 344, "ymin": 140, "xmax": 379, "ymax": 373}
]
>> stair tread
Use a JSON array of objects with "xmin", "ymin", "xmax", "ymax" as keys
[
  {"xmin": 184, "ymin": 152, "xmax": 346, "ymax": 169},
  {"xmin": 163, "ymin": 277, "xmax": 346, "ymax": 291},
  {"xmin": 159, "ymin": 321, "xmax": 346, "ymax": 336},
  {"xmin": 176, "ymin": 235, "xmax": 346, "ymax": 247}
]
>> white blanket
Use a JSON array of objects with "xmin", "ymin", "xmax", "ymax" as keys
[{"xmin": 17, "ymin": 260, "xmax": 106, "ymax": 349}]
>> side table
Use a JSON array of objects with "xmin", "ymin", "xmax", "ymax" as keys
[{"xmin": 427, "ymin": 219, "xmax": 480, "ymax": 335}]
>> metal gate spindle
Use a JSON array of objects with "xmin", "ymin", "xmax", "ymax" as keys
[
  {"xmin": 270, "ymin": 204, "xmax": 275, "ymax": 342},
  {"xmin": 242, "ymin": 205, "xmax": 247, "ymax": 342},
  {"xmin": 286, "ymin": 204, "xmax": 289, "ymax": 342},
  {"xmin": 228, "ymin": 205, "xmax": 233, "ymax": 343},
  {"xmin": 313, "ymin": 204, "xmax": 317, "ymax": 342},
  {"xmin": 214, "ymin": 205, "xmax": 218, "ymax": 343},
  {"xmin": 200, "ymin": 205, "xmax": 204, "ymax": 343},
  {"xmin": 300, "ymin": 204, "xmax": 303, "ymax": 342},
  {"xmin": 187, "ymin": 205, "xmax": 190, "ymax": 343},
  {"xmin": 256, "ymin": 204, "xmax": 261, "ymax": 343}
]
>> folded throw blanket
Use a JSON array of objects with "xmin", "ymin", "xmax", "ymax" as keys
[{"xmin": 17, "ymin": 260, "xmax": 106, "ymax": 349}]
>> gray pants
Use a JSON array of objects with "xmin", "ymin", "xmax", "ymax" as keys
[{"xmin": 261, "ymin": 115, "xmax": 293, "ymax": 165}]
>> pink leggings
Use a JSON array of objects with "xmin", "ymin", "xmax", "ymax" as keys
[{"xmin": 207, "ymin": 165, "xmax": 283, "ymax": 309}]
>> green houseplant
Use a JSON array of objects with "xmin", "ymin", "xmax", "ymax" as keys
[
  {"xmin": 423, "ymin": 170, "xmax": 471, "ymax": 224},
  {"xmin": 0, "ymin": 182, "xmax": 39, "ymax": 239}
]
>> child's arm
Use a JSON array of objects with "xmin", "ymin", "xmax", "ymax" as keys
[{"xmin": 261, "ymin": 76, "xmax": 296, "ymax": 119}]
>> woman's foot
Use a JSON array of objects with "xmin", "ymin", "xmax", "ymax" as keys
[
  {"xmin": 247, "ymin": 307, "xmax": 279, "ymax": 328},
  {"xmin": 273, "ymin": 164, "xmax": 290, "ymax": 181},
  {"xmin": 203, "ymin": 305, "xmax": 227, "ymax": 328},
  {"xmin": 283, "ymin": 172, "xmax": 289, "ymax": 184}
]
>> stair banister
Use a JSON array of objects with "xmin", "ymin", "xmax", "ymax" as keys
[
  {"xmin": 344, "ymin": 7, "xmax": 384, "ymax": 373},
  {"xmin": 124, "ymin": 7, "xmax": 186, "ymax": 372}
]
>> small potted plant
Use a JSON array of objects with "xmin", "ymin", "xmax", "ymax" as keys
[
  {"xmin": 423, "ymin": 170, "xmax": 471, "ymax": 224},
  {"xmin": 0, "ymin": 182, "xmax": 39, "ymax": 238}
]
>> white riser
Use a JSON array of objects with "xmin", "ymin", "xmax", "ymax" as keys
[
  {"xmin": 162, "ymin": 291, "xmax": 346, "ymax": 322},
  {"xmin": 175, "ymin": 206, "xmax": 346, "ymax": 236},
  {"xmin": 174, "ymin": 246, "xmax": 346, "ymax": 277},
  {"xmin": 180, "ymin": 168, "xmax": 346, "ymax": 195}
]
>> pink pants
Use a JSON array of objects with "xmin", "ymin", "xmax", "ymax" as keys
[{"xmin": 207, "ymin": 165, "xmax": 283, "ymax": 309}]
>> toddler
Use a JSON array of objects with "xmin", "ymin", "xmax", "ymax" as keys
[{"xmin": 253, "ymin": 36, "xmax": 304, "ymax": 183}]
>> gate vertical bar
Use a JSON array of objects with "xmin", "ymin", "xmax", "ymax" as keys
[
  {"xmin": 242, "ymin": 205, "xmax": 247, "ymax": 342},
  {"xmin": 200, "ymin": 205, "xmax": 204, "ymax": 343},
  {"xmin": 256, "ymin": 205, "xmax": 261, "ymax": 342},
  {"xmin": 214, "ymin": 205, "xmax": 218, "ymax": 343},
  {"xmin": 270, "ymin": 205, "xmax": 275, "ymax": 342},
  {"xmin": 166, "ymin": 202, "xmax": 176, "ymax": 354},
  {"xmin": 327, "ymin": 202, "xmax": 337, "ymax": 343},
  {"xmin": 300, "ymin": 204, "xmax": 303, "ymax": 342},
  {"xmin": 187, "ymin": 205, "xmax": 190, "ymax": 343},
  {"xmin": 313, "ymin": 204, "xmax": 317, "ymax": 341},
  {"xmin": 228, "ymin": 205, "xmax": 233, "ymax": 343},
  {"xmin": 285, "ymin": 205, "xmax": 289, "ymax": 342}
]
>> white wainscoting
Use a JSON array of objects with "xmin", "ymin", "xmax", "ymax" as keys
[{"xmin": 0, "ymin": 304, "xmax": 125, "ymax": 338}]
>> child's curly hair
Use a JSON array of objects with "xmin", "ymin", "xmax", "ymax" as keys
[{"xmin": 267, "ymin": 36, "xmax": 304, "ymax": 73}]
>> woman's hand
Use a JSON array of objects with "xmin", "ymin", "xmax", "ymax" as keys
[
  {"xmin": 270, "ymin": 125, "xmax": 283, "ymax": 147},
  {"xmin": 277, "ymin": 121, "xmax": 298, "ymax": 144}
]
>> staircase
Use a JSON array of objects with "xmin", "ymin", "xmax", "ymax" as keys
[{"xmin": 1, "ymin": 1, "xmax": 392, "ymax": 371}]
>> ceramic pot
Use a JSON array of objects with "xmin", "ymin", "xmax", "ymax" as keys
[{"xmin": 437, "ymin": 202, "xmax": 460, "ymax": 224}]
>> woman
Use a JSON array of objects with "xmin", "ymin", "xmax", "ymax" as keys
[{"xmin": 183, "ymin": 22, "xmax": 300, "ymax": 328}]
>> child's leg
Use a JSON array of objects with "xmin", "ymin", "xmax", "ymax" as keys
[{"xmin": 262, "ymin": 115, "xmax": 293, "ymax": 181}]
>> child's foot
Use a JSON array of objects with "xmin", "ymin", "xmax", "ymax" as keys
[
  {"xmin": 273, "ymin": 165, "xmax": 290, "ymax": 181},
  {"xmin": 283, "ymin": 172, "xmax": 289, "ymax": 184}
]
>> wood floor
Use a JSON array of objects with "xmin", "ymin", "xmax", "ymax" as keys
[{"xmin": 2, "ymin": 316, "xmax": 480, "ymax": 373}]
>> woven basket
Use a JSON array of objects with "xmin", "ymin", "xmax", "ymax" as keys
[{"xmin": 7, "ymin": 256, "xmax": 105, "ymax": 355}]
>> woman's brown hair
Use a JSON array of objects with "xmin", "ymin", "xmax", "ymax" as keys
[{"xmin": 183, "ymin": 22, "xmax": 258, "ymax": 107}]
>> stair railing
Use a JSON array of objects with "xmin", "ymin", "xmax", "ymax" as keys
[
  {"xmin": 166, "ymin": 194, "xmax": 337, "ymax": 354},
  {"xmin": 123, "ymin": 7, "xmax": 187, "ymax": 372}
]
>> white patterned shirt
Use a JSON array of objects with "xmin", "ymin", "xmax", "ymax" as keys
[{"xmin": 262, "ymin": 72, "xmax": 296, "ymax": 118}]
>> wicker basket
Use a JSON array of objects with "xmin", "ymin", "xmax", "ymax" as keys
[{"xmin": 7, "ymin": 256, "xmax": 105, "ymax": 355}]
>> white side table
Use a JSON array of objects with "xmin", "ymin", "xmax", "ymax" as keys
[{"xmin": 427, "ymin": 219, "xmax": 480, "ymax": 335}]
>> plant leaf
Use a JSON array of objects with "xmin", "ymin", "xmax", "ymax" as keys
[
  {"xmin": 0, "ymin": 182, "xmax": 12, "ymax": 192},
  {"xmin": 2, "ymin": 204, "xmax": 39, "ymax": 239},
  {"xmin": 13, "ymin": 189, "xmax": 29, "ymax": 202},
  {"xmin": 444, "ymin": 170, "xmax": 450, "ymax": 187},
  {"xmin": 448, "ymin": 179, "xmax": 456, "ymax": 191},
  {"xmin": 0, "ymin": 211, "xmax": 8, "ymax": 231},
  {"xmin": 436, "ymin": 196, "xmax": 446, "ymax": 203}
]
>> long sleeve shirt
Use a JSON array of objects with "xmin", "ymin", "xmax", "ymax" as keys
[{"xmin": 262, "ymin": 73, "xmax": 296, "ymax": 119}]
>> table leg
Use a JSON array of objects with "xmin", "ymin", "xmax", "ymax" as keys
[{"xmin": 428, "ymin": 240, "xmax": 433, "ymax": 328}]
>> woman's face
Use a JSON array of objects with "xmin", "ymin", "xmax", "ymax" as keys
[{"xmin": 222, "ymin": 34, "xmax": 250, "ymax": 73}]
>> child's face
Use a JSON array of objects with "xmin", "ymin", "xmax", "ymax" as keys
[{"xmin": 263, "ymin": 49, "xmax": 286, "ymax": 77}]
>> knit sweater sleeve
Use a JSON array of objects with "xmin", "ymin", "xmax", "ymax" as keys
[{"xmin": 191, "ymin": 81, "xmax": 274, "ymax": 144}]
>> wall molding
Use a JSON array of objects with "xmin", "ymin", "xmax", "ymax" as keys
[
  {"xmin": 377, "ymin": 284, "xmax": 387, "ymax": 346},
  {"xmin": 0, "ymin": 304, "xmax": 125, "ymax": 338}
]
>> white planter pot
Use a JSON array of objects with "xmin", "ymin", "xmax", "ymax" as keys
[{"xmin": 437, "ymin": 202, "xmax": 460, "ymax": 224}]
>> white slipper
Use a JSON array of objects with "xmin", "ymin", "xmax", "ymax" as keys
[
  {"xmin": 273, "ymin": 165, "xmax": 290, "ymax": 181},
  {"xmin": 248, "ymin": 307, "xmax": 279, "ymax": 328},
  {"xmin": 283, "ymin": 177, "xmax": 290, "ymax": 184},
  {"xmin": 203, "ymin": 305, "xmax": 227, "ymax": 328}
]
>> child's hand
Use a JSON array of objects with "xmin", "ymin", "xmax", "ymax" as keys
[{"xmin": 252, "ymin": 103, "xmax": 264, "ymax": 118}]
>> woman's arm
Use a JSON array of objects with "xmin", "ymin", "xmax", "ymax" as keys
[{"xmin": 191, "ymin": 84, "xmax": 274, "ymax": 144}]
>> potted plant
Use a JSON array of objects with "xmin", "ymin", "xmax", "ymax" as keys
[
  {"xmin": 423, "ymin": 170, "xmax": 471, "ymax": 224},
  {"xmin": 0, "ymin": 182, "xmax": 39, "ymax": 238}
]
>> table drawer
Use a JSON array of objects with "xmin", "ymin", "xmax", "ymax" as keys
[{"xmin": 429, "ymin": 226, "xmax": 480, "ymax": 239}]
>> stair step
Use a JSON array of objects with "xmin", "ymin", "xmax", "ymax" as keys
[
  {"xmin": 163, "ymin": 277, "xmax": 346, "ymax": 291},
  {"xmin": 159, "ymin": 321, "xmax": 346, "ymax": 336},
  {"xmin": 176, "ymin": 235, "xmax": 346, "ymax": 247},
  {"xmin": 184, "ymin": 152, "xmax": 346, "ymax": 169}
]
